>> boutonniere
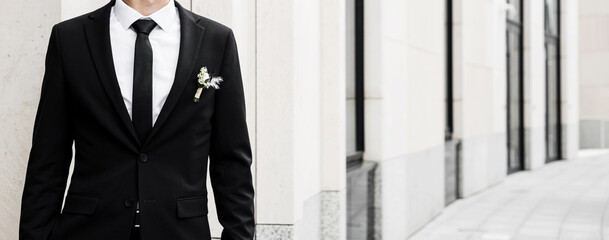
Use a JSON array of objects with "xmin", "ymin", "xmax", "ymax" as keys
[{"xmin": 193, "ymin": 67, "xmax": 223, "ymax": 103}]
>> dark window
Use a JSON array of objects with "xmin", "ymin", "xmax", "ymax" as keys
[
  {"xmin": 346, "ymin": 0, "xmax": 365, "ymax": 168},
  {"xmin": 444, "ymin": 0, "xmax": 461, "ymax": 206},
  {"xmin": 346, "ymin": 1, "xmax": 376, "ymax": 240},
  {"xmin": 445, "ymin": 0, "xmax": 454, "ymax": 141},
  {"xmin": 506, "ymin": 0, "xmax": 525, "ymax": 174},
  {"xmin": 545, "ymin": 0, "xmax": 561, "ymax": 162}
]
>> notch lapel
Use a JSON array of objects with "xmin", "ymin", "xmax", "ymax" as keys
[
  {"xmin": 84, "ymin": 0, "xmax": 142, "ymax": 148},
  {"xmin": 142, "ymin": 2, "xmax": 205, "ymax": 146}
]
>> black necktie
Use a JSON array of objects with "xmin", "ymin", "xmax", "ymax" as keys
[{"xmin": 131, "ymin": 20, "xmax": 157, "ymax": 143}]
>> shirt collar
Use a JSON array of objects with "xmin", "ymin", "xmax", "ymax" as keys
[{"xmin": 114, "ymin": 0, "xmax": 177, "ymax": 32}]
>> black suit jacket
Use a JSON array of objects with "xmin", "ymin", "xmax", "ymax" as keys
[{"xmin": 19, "ymin": 1, "xmax": 255, "ymax": 239}]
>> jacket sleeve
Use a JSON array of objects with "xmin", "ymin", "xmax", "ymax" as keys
[
  {"xmin": 209, "ymin": 29, "xmax": 255, "ymax": 240},
  {"xmin": 19, "ymin": 25, "xmax": 74, "ymax": 240}
]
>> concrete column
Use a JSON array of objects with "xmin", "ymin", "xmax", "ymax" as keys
[
  {"xmin": 255, "ymin": 0, "xmax": 296, "ymax": 228},
  {"xmin": 191, "ymin": 0, "xmax": 232, "ymax": 26},
  {"xmin": 256, "ymin": 0, "xmax": 324, "ymax": 239},
  {"xmin": 561, "ymin": 0, "xmax": 579, "ymax": 157},
  {"xmin": 578, "ymin": 0, "xmax": 608, "ymax": 150},
  {"xmin": 320, "ymin": 0, "xmax": 347, "ymax": 239},
  {"xmin": 0, "ymin": 0, "xmax": 62, "ymax": 238},
  {"xmin": 364, "ymin": 0, "xmax": 446, "ymax": 238},
  {"xmin": 61, "ymin": 0, "xmax": 108, "ymax": 20},
  {"xmin": 453, "ymin": 0, "xmax": 508, "ymax": 197},
  {"xmin": 523, "ymin": 0, "xmax": 547, "ymax": 169}
]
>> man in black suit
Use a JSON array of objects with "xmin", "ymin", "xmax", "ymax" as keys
[{"xmin": 19, "ymin": 0, "xmax": 255, "ymax": 239}]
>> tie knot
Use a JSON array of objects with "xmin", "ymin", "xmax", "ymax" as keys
[{"xmin": 132, "ymin": 20, "xmax": 157, "ymax": 35}]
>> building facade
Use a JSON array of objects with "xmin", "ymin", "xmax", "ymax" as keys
[
  {"xmin": 0, "ymin": 0, "xmax": 581, "ymax": 239},
  {"xmin": 579, "ymin": 0, "xmax": 609, "ymax": 149}
]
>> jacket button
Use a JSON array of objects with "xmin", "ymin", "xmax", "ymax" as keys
[
  {"xmin": 139, "ymin": 153, "xmax": 148, "ymax": 163},
  {"xmin": 124, "ymin": 199, "xmax": 134, "ymax": 208}
]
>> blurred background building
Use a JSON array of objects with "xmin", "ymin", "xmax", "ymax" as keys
[
  {"xmin": 1, "ymin": 0, "xmax": 608, "ymax": 239},
  {"xmin": 579, "ymin": 0, "xmax": 609, "ymax": 149}
]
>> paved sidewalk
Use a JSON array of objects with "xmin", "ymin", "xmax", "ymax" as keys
[{"xmin": 409, "ymin": 150, "xmax": 609, "ymax": 240}]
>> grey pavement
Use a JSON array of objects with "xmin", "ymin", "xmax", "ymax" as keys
[{"xmin": 409, "ymin": 150, "xmax": 609, "ymax": 240}]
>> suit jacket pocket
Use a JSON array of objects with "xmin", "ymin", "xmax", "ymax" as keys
[
  {"xmin": 61, "ymin": 193, "xmax": 100, "ymax": 215},
  {"xmin": 176, "ymin": 196, "xmax": 208, "ymax": 218}
]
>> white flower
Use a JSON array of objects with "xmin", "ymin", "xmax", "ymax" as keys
[
  {"xmin": 197, "ymin": 67, "xmax": 210, "ymax": 86},
  {"xmin": 194, "ymin": 66, "xmax": 222, "ymax": 103}
]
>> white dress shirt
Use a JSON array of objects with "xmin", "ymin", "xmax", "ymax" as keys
[{"xmin": 110, "ymin": 0, "xmax": 181, "ymax": 126}]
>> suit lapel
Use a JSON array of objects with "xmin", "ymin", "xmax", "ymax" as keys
[
  {"xmin": 84, "ymin": 0, "xmax": 142, "ymax": 147},
  {"xmin": 143, "ymin": 2, "xmax": 205, "ymax": 146}
]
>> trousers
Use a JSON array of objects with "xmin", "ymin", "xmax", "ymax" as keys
[{"xmin": 130, "ymin": 226, "xmax": 140, "ymax": 240}]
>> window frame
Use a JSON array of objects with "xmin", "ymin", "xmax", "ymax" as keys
[
  {"xmin": 544, "ymin": 0, "xmax": 562, "ymax": 162},
  {"xmin": 506, "ymin": 0, "xmax": 525, "ymax": 174}
]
